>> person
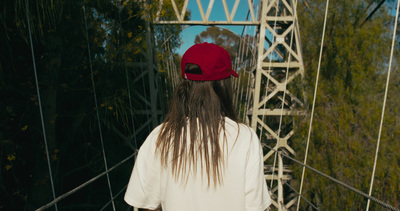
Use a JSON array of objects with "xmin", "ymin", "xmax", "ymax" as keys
[{"xmin": 124, "ymin": 42, "xmax": 271, "ymax": 211}]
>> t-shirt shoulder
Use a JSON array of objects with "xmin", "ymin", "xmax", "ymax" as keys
[
  {"xmin": 224, "ymin": 118, "xmax": 258, "ymax": 141},
  {"xmin": 138, "ymin": 124, "xmax": 163, "ymax": 156}
]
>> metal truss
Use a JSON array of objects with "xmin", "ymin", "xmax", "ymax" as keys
[
  {"xmin": 252, "ymin": 0, "xmax": 305, "ymax": 210},
  {"xmin": 153, "ymin": 0, "xmax": 259, "ymax": 25}
]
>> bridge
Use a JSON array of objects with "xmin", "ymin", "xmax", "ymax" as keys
[{"xmin": 2, "ymin": 0, "xmax": 399, "ymax": 210}]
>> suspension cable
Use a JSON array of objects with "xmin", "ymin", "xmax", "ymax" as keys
[
  {"xmin": 236, "ymin": 34, "xmax": 250, "ymax": 118},
  {"xmin": 82, "ymin": 5, "xmax": 115, "ymax": 211},
  {"xmin": 284, "ymin": 182, "xmax": 320, "ymax": 210},
  {"xmin": 35, "ymin": 153, "xmax": 136, "ymax": 211},
  {"xmin": 263, "ymin": 145, "xmax": 400, "ymax": 211},
  {"xmin": 140, "ymin": 56, "xmax": 152, "ymax": 132},
  {"xmin": 366, "ymin": 0, "xmax": 400, "ymax": 210},
  {"xmin": 25, "ymin": 1, "xmax": 58, "ymax": 210},
  {"xmin": 297, "ymin": 0, "xmax": 330, "ymax": 209},
  {"xmin": 243, "ymin": 25, "xmax": 258, "ymax": 124},
  {"xmin": 100, "ymin": 184, "xmax": 129, "ymax": 211},
  {"xmin": 235, "ymin": 25, "xmax": 247, "ymax": 114},
  {"xmin": 124, "ymin": 52, "xmax": 139, "ymax": 150},
  {"xmin": 119, "ymin": 3, "xmax": 139, "ymax": 150},
  {"xmin": 164, "ymin": 27, "xmax": 175, "ymax": 104}
]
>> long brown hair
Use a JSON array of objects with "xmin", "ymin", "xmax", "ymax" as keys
[{"xmin": 156, "ymin": 64, "xmax": 237, "ymax": 187}]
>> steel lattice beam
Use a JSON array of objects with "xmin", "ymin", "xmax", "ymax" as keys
[
  {"xmin": 251, "ymin": 1, "xmax": 304, "ymax": 209},
  {"xmin": 153, "ymin": 0, "xmax": 259, "ymax": 25}
]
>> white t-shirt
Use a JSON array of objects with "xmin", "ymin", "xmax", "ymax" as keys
[{"xmin": 124, "ymin": 117, "xmax": 271, "ymax": 211}]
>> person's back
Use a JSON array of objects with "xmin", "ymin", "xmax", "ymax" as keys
[{"xmin": 124, "ymin": 43, "xmax": 271, "ymax": 211}]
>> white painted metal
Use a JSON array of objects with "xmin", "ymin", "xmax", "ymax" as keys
[
  {"xmin": 154, "ymin": 0, "xmax": 259, "ymax": 25},
  {"xmin": 145, "ymin": 20, "xmax": 160, "ymax": 128},
  {"xmin": 251, "ymin": 0, "xmax": 304, "ymax": 210},
  {"xmin": 278, "ymin": 153, "xmax": 284, "ymax": 210}
]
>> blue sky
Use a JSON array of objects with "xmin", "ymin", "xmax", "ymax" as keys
[{"xmin": 174, "ymin": 0, "xmax": 260, "ymax": 55}]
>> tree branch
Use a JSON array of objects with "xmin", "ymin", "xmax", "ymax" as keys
[{"xmin": 360, "ymin": 0, "xmax": 386, "ymax": 27}]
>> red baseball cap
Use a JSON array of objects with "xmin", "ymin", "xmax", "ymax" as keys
[{"xmin": 181, "ymin": 43, "xmax": 239, "ymax": 81}]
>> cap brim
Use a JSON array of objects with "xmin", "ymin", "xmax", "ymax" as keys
[{"xmin": 231, "ymin": 70, "xmax": 239, "ymax": 78}]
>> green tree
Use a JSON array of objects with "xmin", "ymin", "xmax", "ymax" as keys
[
  {"xmin": 195, "ymin": 26, "xmax": 241, "ymax": 60},
  {"xmin": 292, "ymin": 0, "xmax": 399, "ymax": 210},
  {"xmin": 153, "ymin": 0, "xmax": 191, "ymax": 110},
  {"xmin": 0, "ymin": 0, "xmax": 186, "ymax": 210}
]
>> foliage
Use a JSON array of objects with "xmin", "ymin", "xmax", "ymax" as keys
[
  {"xmin": 0, "ymin": 0, "xmax": 185, "ymax": 210},
  {"xmin": 195, "ymin": 26, "xmax": 241, "ymax": 61},
  {"xmin": 153, "ymin": 0, "xmax": 190, "ymax": 107},
  {"xmin": 1, "ymin": 0, "xmax": 399, "ymax": 210},
  {"xmin": 291, "ymin": 0, "xmax": 400, "ymax": 210}
]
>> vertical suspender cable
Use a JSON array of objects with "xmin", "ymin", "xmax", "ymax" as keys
[
  {"xmin": 242, "ymin": 4, "xmax": 258, "ymax": 124},
  {"xmin": 243, "ymin": 70, "xmax": 252, "ymax": 124},
  {"xmin": 25, "ymin": 1, "xmax": 58, "ymax": 210},
  {"xmin": 243, "ymin": 26, "xmax": 258, "ymax": 124},
  {"xmin": 239, "ymin": 35, "xmax": 250, "ymax": 118},
  {"xmin": 233, "ymin": 35, "xmax": 243, "ymax": 107},
  {"xmin": 164, "ymin": 28, "xmax": 174, "ymax": 104},
  {"xmin": 234, "ymin": 26, "xmax": 247, "ymax": 112},
  {"xmin": 82, "ymin": 5, "xmax": 116, "ymax": 211},
  {"xmin": 366, "ymin": 0, "xmax": 399, "ymax": 210},
  {"xmin": 118, "ymin": 4, "xmax": 138, "ymax": 150},
  {"xmin": 124, "ymin": 44, "xmax": 138, "ymax": 150},
  {"xmin": 140, "ymin": 57, "xmax": 152, "ymax": 132},
  {"xmin": 297, "ymin": 0, "xmax": 329, "ymax": 209},
  {"xmin": 237, "ymin": 33, "xmax": 251, "ymax": 119}
]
